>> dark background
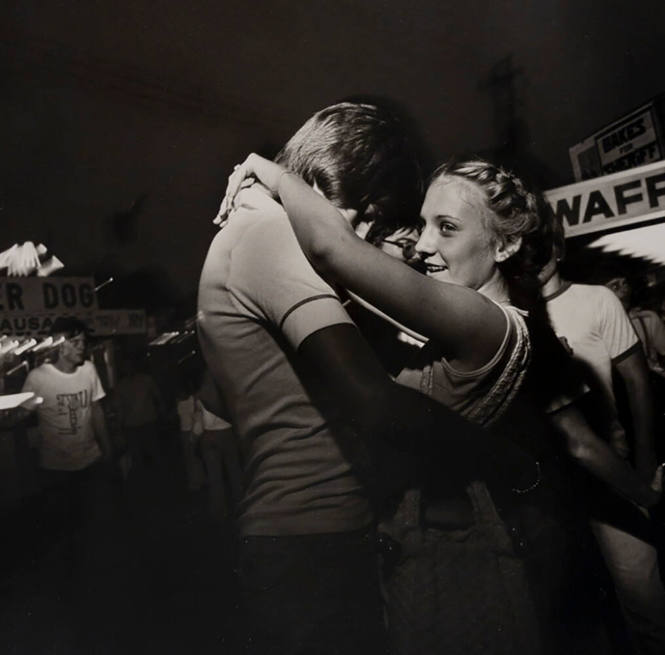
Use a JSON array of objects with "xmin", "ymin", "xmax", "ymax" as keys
[{"xmin": 2, "ymin": 1, "xmax": 665, "ymax": 309}]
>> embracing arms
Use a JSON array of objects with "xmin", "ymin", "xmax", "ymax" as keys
[
  {"xmin": 220, "ymin": 154, "xmax": 507, "ymax": 369},
  {"xmin": 298, "ymin": 322, "xmax": 534, "ymax": 489}
]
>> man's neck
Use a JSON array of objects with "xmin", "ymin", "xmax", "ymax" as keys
[
  {"xmin": 541, "ymin": 270, "xmax": 564, "ymax": 299},
  {"xmin": 53, "ymin": 358, "xmax": 77, "ymax": 374}
]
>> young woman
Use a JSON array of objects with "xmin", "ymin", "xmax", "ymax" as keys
[{"xmin": 218, "ymin": 154, "xmax": 662, "ymax": 654}]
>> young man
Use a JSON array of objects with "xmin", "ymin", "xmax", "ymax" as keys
[
  {"xmin": 539, "ymin": 224, "xmax": 665, "ymax": 655},
  {"xmin": 197, "ymin": 102, "xmax": 524, "ymax": 654},
  {"xmin": 22, "ymin": 317, "xmax": 111, "ymax": 536}
]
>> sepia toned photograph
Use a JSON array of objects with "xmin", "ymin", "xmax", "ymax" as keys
[{"xmin": 2, "ymin": 2, "xmax": 665, "ymax": 653}]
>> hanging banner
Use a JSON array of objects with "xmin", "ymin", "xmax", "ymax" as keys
[
  {"xmin": 544, "ymin": 159, "xmax": 665, "ymax": 238},
  {"xmin": 0, "ymin": 277, "xmax": 97, "ymax": 313}
]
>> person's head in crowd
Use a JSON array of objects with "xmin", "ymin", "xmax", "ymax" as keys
[
  {"xmin": 275, "ymin": 101, "xmax": 423, "ymax": 242},
  {"xmin": 49, "ymin": 317, "xmax": 88, "ymax": 368},
  {"xmin": 415, "ymin": 158, "xmax": 552, "ymax": 307},
  {"xmin": 606, "ymin": 276, "xmax": 632, "ymax": 310}
]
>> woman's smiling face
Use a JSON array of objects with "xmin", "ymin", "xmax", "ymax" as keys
[{"xmin": 415, "ymin": 176, "xmax": 500, "ymax": 289}]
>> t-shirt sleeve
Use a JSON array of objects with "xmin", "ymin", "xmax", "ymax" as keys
[
  {"xmin": 231, "ymin": 214, "xmax": 354, "ymax": 349},
  {"xmin": 597, "ymin": 287, "xmax": 639, "ymax": 362},
  {"xmin": 89, "ymin": 363, "xmax": 106, "ymax": 402}
]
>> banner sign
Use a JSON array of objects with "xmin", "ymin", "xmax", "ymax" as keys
[
  {"xmin": 545, "ymin": 160, "xmax": 665, "ymax": 238},
  {"xmin": 0, "ymin": 309, "xmax": 146, "ymax": 337},
  {"xmin": 0, "ymin": 277, "xmax": 97, "ymax": 313},
  {"xmin": 89, "ymin": 310, "xmax": 147, "ymax": 336},
  {"xmin": 596, "ymin": 105, "xmax": 661, "ymax": 173},
  {"xmin": 569, "ymin": 99, "xmax": 665, "ymax": 181}
]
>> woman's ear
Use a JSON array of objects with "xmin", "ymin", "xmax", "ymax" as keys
[{"xmin": 494, "ymin": 235, "xmax": 523, "ymax": 263}]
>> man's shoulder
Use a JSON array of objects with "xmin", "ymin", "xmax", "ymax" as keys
[
  {"xmin": 26, "ymin": 362, "xmax": 53, "ymax": 382},
  {"xmin": 566, "ymin": 283, "xmax": 623, "ymax": 310}
]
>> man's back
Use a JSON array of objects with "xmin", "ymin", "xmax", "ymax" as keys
[{"xmin": 197, "ymin": 191, "xmax": 371, "ymax": 536}]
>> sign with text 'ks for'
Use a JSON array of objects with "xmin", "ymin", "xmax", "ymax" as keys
[
  {"xmin": 0, "ymin": 277, "xmax": 97, "ymax": 313},
  {"xmin": 544, "ymin": 160, "xmax": 665, "ymax": 238}
]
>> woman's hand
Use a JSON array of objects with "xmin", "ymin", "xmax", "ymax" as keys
[{"xmin": 214, "ymin": 154, "xmax": 288, "ymax": 226}]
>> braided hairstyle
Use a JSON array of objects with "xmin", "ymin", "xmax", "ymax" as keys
[{"xmin": 430, "ymin": 158, "xmax": 553, "ymax": 310}]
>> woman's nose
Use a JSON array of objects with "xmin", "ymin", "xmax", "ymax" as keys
[{"xmin": 415, "ymin": 227, "xmax": 437, "ymax": 257}]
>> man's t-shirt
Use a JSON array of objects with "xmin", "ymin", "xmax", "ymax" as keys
[
  {"xmin": 545, "ymin": 282, "xmax": 639, "ymax": 407},
  {"xmin": 22, "ymin": 360, "xmax": 106, "ymax": 471},
  {"xmin": 197, "ymin": 189, "xmax": 369, "ymax": 537}
]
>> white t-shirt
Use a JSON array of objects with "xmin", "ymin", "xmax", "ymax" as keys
[
  {"xmin": 545, "ymin": 282, "xmax": 640, "ymax": 407},
  {"xmin": 22, "ymin": 360, "xmax": 106, "ymax": 471}
]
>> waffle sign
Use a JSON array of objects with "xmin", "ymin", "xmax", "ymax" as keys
[{"xmin": 545, "ymin": 160, "xmax": 665, "ymax": 237}]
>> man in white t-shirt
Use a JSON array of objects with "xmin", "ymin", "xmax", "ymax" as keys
[
  {"xmin": 606, "ymin": 275, "xmax": 665, "ymax": 378},
  {"xmin": 22, "ymin": 317, "xmax": 111, "ymax": 534},
  {"xmin": 540, "ymin": 223, "xmax": 665, "ymax": 654}
]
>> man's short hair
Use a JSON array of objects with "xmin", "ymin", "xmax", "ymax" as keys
[
  {"xmin": 275, "ymin": 102, "xmax": 422, "ymax": 237},
  {"xmin": 49, "ymin": 316, "xmax": 89, "ymax": 339}
]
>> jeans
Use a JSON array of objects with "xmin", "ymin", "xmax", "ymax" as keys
[
  {"xmin": 591, "ymin": 511, "xmax": 665, "ymax": 655},
  {"xmin": 237, "ymin": 528, "xmax": 388, "ymax": 655}
]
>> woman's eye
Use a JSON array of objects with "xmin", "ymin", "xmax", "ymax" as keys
[{"xmin": 439, "ymin": 222, "xmax": 456, "ymax": 234}]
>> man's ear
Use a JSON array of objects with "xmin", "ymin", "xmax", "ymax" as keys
[{"xmin": 494, "ymin": 235, "xmax": 523, "ymax": 263}]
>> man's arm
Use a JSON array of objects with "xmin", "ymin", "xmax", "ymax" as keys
[
  {"xmin": 91, "ymin": 401, "xmax": 112, "ymax": 461},
  {"xmin": 614, "ymin": 348, "xmax": 658, "ymax": 479},
  {"xmin": 298, "ymin": 323, "xmax": 532, "ymax": 488},
  {"xmin": 550, "ymin": 402, "xmax": 659, "ymax": 508}
]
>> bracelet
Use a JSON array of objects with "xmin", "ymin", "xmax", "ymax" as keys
[{"xmin": 512, "ymin": 460, "xmax": 542, "ymax": 495}]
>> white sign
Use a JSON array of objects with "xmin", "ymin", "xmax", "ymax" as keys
[
  {"xmin": 545, "ymin": 160, "xmax": 665, "ymax": 237},
  {"xmin": 597, "ymin": 105, "xmax": 661, "ymax": 173},
  {"xmin": 0, "ymin": 277, "xmax": 97, "ymax": 313},
  {"xmin": 89, "ymin": 310, "xmax": 146, "ymax": 336},
  {"xmin": 0, "ymin": 309, "xmax": 146, "ymax": 337}
]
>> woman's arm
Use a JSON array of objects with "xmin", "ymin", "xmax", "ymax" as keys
[{"xmin": 222, "ymin": 154, "xmax": 507, "ymax": 368}]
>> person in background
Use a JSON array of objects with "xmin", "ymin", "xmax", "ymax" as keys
[
  {"xmin": 606, "ymin": 276, "xmax": 665, "ymax": 380},
  {"xmin": 540, "ymin": 223, "xmax": 665, "ymax": 655},
  {"xmin": 20, "ymin": 317, "xmax": 112, "ymax": 564},
  {"xmin": 175, "ymin": 367, "xmax": 206, "ymax": 494},
  {"xmin": 113, "ymin": 353, "xmax": 165, "ymax": 475}
]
